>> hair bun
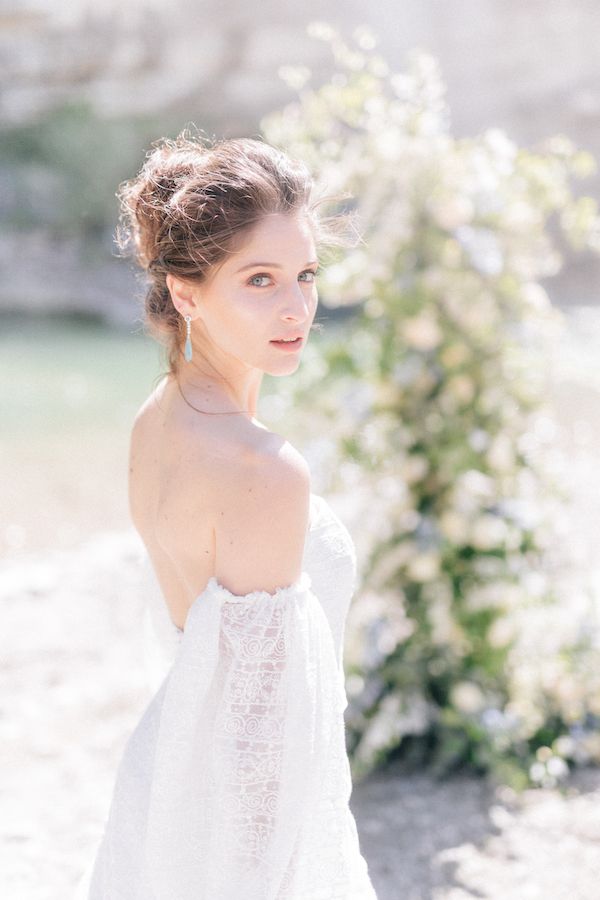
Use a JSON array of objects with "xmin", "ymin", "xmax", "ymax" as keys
[{"xmin": 116, "ymin": 138, "xmax": 209, "ymax": 269}]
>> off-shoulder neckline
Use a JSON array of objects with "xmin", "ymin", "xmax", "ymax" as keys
[
  {"xmin": 180, "ymin": 571, "xmax": 313, "ymax": 632},
  {"xmin": 200, "ymin": 570, "xmax": 312, "ymax": 606}
]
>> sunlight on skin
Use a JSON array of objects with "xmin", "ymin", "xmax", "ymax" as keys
[{"xmin": 165, "ymin": 212, "xmax": 320, "ymax": 419}]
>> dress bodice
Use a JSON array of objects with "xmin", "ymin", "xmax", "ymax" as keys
[{"xmin": 140, "ymin": 492, "xmax": 358, "ymax": 691}]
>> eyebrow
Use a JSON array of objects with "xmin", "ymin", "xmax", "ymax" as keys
[{"xmin": 235, "ymin": 260, "xmax": 319, "ymax": 273}]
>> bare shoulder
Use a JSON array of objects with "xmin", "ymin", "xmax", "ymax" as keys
[
  {"xmin": 128, "ymin": 373, "xmax": 312, "ymax": 598},
  {"xmin": 209, "ymin": 436, "xmax": 312, "ymax": 597},
  {"xmin": 127, "ymin": 380, "xmax": 170, "ymax": 528},
  {"xmin": 129, "ymin": 375, "xmax": 170, "ymax": 435},
  {"xmin": 214, "ymin": 434, "xmax": 311, "ymax": 508},
  {"xmin": 128, "ymin": 378, "xmax": 167, "ymax": 461}
]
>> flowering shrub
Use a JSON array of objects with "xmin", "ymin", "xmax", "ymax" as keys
[{"xmin": 262, "ymin": 24, "xmax": 600, "ymax": 790}]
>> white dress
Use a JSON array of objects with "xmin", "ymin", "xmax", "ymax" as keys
[{"xmin": 77, "ymin": 492, "xmax": 378, "ymax": 899}]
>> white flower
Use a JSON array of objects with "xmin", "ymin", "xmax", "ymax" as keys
[
  {"xmin": 450, "ymin": 680, "xmax": 486, "ymax": 714},
  {"xmin": 452, "ymin": 469, "xmax": 495, "ymax": 513},
  {"xmin": 465, "ymin": 581, "xmax": 508, "ymax": 611},
  {"xmin": 375, "ymin": 129, "xmax": 407, "ymax": 162},
  {"xmin": 446, "ymin": 374, "xmax": 475, "ymax": 404},
  {"xmin": 522, "ymin": 570, "xmax": 548, "ymax": 598},
  {"xmin": 481, "ymin": 708, "xmax": 512, "ymax": 732},
  {"xmin": 373, "ymin": 541, "xmax": 417, "ymax": 584},
  {"xmin": 344, "ymin": 675, "xmax": 364, "ymax": 702},
  {"xmin": 529, "ymin": 761, "xmax": 546, "ymax": 784},
  {"xmin": 546, "ymin": 756, "xmax": 569, "ymax": 779},
  {"xmin": 324, "ymin": 262, "xmax": 347, "ymax": 286},
  {"xmin": 440, "ymin": 342, "xmax": 470, "ymax": 367},
  {"xmin": 438, "ymin": 510, "xmax": 470, "ymax": 543},
  {"xmin": 483, "ymin": 128, "xmax": 517, "ymax": 172},
  {"xmin": 487, "ymin": 616, "xmax": 515, "ymax": 647},
  {"xmin": 406, "ymin": 550, "xmax": 441, "ymax": 582},
  {"xmin": 427, "ymin": 595, "xmax": 456, "ymax": 645},
  {"xmin": 374, "ymin": 474, "xmax": 410, "ymax": 504},
  {"xmin": 553, "ymin": 734, "xmax": 576, "ymax": 757},
  {"xmin": 278, "ymin": 65, "xmax": 311, "ymax": 91},
  {"xmin": 428, "ymin": 195, "xmax": 475, "ymax": 230},
  {"xmin": 503, "ymin": 200, "xmax": 541, "ymax": 232},
  {"xmin": 400, "ymin": 454, "xmax": 429, "ymax": 483},
  {"xmin": 455, "ymin": 225, "xmax": 504, "ymax": 276},
  {"xmin": 468, "ymin": 428, "xmax": 490, "ymax": 452},
  {"xmin": 486, "ymin": 434, "xmax": 515, "ymax": 472},
  {"xmin": 470, "ymin": 514, "xmax": 508, "ymax": 550},
  {"xmin": 521, "ymin": 282, "xmax": 550, "ymax": 312},
  {"xmin": 389, "ymin": 73, "xmax": 413, "ymax": 99},
  {"xmin": 401, "ymin": 312, "xmax": 443, "ymax": 351},
  {"xmin": 362, "ymin": 692, "xmax": 406, "ymax": 753},
  {"xmin": 346, "ymin": 381, "xmax": 376, "ymax": 419}
]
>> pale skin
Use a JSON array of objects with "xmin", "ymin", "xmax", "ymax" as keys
[{"xmin": 128, "ymin": 211, "xmax": 319, "ymax": 629}]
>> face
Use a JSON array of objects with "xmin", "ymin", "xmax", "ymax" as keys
[{"xmin": 177, "ymin": 212, "xmax": 319, "ymax": 377}]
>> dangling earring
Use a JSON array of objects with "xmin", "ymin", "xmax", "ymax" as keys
[{"xmin": 183, "ymin": 314, "xmax": 193, "ymax": 362}]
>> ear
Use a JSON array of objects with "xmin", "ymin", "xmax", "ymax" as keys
[{"xmin": 165, "ymin": 274, "xmax": 201, "ymax": 319}]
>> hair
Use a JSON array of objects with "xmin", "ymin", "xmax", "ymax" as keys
[{"xmin": 115, "ymin": 128, "xmax": 356, "ymax": 378}]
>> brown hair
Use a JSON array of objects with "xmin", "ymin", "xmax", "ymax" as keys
[{"xmin": 116, "ymin": 129, "xmax": 353, "ymax": 377}]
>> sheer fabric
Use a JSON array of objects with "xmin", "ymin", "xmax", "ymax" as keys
[{"xmin": 77, "ymin": 493, "xmax": 378, "ymax": 899}]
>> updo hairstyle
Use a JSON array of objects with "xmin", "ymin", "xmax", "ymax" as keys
[{"xmin": 116, "ymin": 130, "xmax": 351, "ymax": 376}]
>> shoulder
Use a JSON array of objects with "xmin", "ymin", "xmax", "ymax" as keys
[
  {"xmin": 208, "ymin": 438, "xmax": 312, "ymax": 597},
  {"xmin": 129, "ymin": 379, "xmax": 167, "ymax": 452},
  {"xmin": 130, "ymin": 375, "xmax": 170, "ymax": 435},
  {"xmin": 216, "ymin": 436, "xmax": 310, "ymax": 514},
  {"xmin": 207, "ymin": 425, "xmax": 311, "ymax": 526}
]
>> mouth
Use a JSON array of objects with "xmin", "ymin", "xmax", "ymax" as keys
[{"xmin": 270, "ymin": 336, "xmax": 304, "ymax": 350}]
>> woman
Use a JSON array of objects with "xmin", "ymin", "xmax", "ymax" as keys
[{"xmin": 78, "ymin": 133, "xmax": 379, "ymax": 899}]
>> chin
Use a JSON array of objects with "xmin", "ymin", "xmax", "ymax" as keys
[{"xmin": 264, "ymin": 359, "xmax": 301, "ymax": 376}]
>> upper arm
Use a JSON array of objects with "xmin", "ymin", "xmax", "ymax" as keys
[{"xmin": 212, "ymin": 448, "xmax": 311, "ymax": 597}]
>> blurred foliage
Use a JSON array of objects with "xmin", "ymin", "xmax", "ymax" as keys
[
  {"xmin": 262, "ymin": 22, "xmax": 600, "ymax": 791},
  {"xmin": 0, "ymin": 102, "xmax": 218, "ymax": 240},
  {"xmin": 1, "ymin": 101, "xmax": 131, "ymax": 236}
]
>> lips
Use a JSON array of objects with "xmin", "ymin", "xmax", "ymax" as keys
[
  {"xmin": 270, "ymin": 336, "xmax": 304, "ymax": 350},
  {"xmin": 271, "ymin": 334, "xmax": 303, "ymax": 342}
]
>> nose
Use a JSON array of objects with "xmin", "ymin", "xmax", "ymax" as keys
[{"xmin": 281, "ymin": 281, "xmax": 313, "ymax": 321}]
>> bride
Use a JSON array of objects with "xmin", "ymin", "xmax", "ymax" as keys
[{"xmin": 77, "ymin": 132, "xmax": 379, "ymax": 899}]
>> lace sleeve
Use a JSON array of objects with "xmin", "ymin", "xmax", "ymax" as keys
[{"xmin": 142, "ymin": 571, "xmax": 354, "ymax": 900}]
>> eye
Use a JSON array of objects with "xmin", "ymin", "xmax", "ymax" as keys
[
  {"xmin": 247, "ymin": 266, "xmax": 320, "ymax": 288},
  {"xmin": 248, "ymin": 273, "xmax": 272, "ymax": 287},
  {"xmin": 299, "ymin": 266, "xmax": 320, "ymax": 283}
]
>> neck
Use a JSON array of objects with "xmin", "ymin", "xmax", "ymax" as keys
[{"xmin": 171, "ymin": 369, "xmax": 262, "ymax": 419}]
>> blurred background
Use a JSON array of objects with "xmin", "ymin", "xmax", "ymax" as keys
[
  {"xmin": 2, "ymin": 0, "xmax": 600, "ymax": 556},
  {"xmin": 3, "ymin": 2, "xmax": 600, "ymax": 898}
]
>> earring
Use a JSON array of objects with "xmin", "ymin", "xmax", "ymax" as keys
[{"xmin": 183, "ymin": 315, "xmax": 193, "ymax": 362}]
